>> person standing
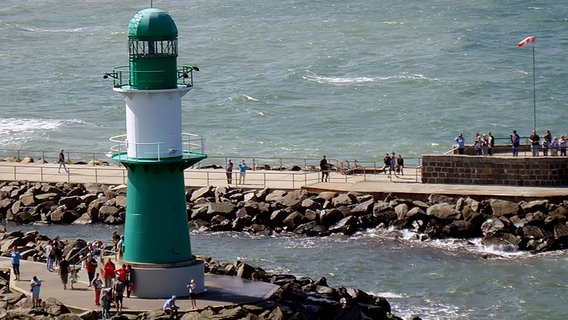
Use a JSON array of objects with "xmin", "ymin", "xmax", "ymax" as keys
[
  {"xmin": 58, "ymin": 148, "xmax": 68, "ymax": 173},
  {"xmin": 511, "ymin": 130, "xmax": 520, "ymax": 157},
  {"xmin": 58, "ymin": 257, "xmax": 70, "ymax": 290},
  {"xmin": 390, "ymin": 152, "xmax": 397, "ymax": 176},
  {"xmin": 30, "ymin": 276, "xmax": 41, "ymax": 308},
  {"xmin": 238, "ymin": 160, "xmax": 247, "ymax": 184},
  {"xmin": 116, "ymin": 264, "xmax": 127, "ymax": 283},
  {"xmin": 474, "ymin": 132, "xmax": 482, "ymax": 156},
  {"xmin": 101, "ymin": 289, "xmax": 111, "ymax": 319},
  {"xmin": 320, "ymin": 155, "xmax": 329, "ymax": 182},
  {"xmin": 112, "ymin": 277, "xmax": 125, "ymax": 315},
  {"xmin": 44, "ymin": 241, "xmax": 55, "ymax": 272},
  {"xmin": 545, "ymin": 129, "xmax": 552, "ymax": 145},
  {"xmin": 117, "ymin": 235, "xmax": 124, "ymax": 260},
  {"xmin": 454, "ymin": 133, "xmax": 465, "ymax": 154},
  {"xmin": 187, "ymin": 279, "xmax": 197, "ymax": 310},
  {"xmin": 53, "ymin": 236, "xmax": 64, "ymax": 267},
  {"xmin": 125, "ymin": 264, "xmax": 133, "ymax": 298},
  {"xmin": 103, "ymin": 258, "xmax": 116, "ymax": 288},
  {"xmin": 542, "ymin": 139, "xmax": 549, "ymax": 156},
  {"xmin": 550, "ymin": 137, "xmax": 560, "ymax": 156},
  {"xmin": 91, "ymin": 272, "xmax": 103, "ymax": 306},
  {"xmin": 529, "ymin": 130, "xmax": 540, "ymax": 157},
  {"xmin": 225, "ymin": 159, "xmax": 233, "ymax": 184},
  {"xmin": 86, "ymin": 256, "xmax": 98, "ymax": 286},
  {"xmin": 10, "ymin": 247, "xmax": 21, "ymax": 281},
  {"xmin": 481, "ymin": 134, "xmax": 489, "ymax": 156},
  {"xmin": 488, "ymin": 132, "xmax": 494, "ymax": 156},
  {"xmin": 560, "ymin": 135, "xmax": 567, "ymax": 156}
]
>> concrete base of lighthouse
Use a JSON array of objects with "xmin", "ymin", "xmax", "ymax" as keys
[{"xmin": 126, "ymin": 258, "xmax": 205, "ymax": 299}]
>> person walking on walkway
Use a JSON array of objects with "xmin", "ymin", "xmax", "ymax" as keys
[
  {"xmin": 58, "ymin": 257, "xmax": 70, "ymax": 290},
  {"xmin": 320, "ymin": 155, "xmax": 329, "ymax": 182},
  {"xmin": 30, "ymin": 276, "xmax": 41, "ymax": 308},
  {"xmin": 382, "ymin": 153, "xmax": 392, "ymax": 175},
  {"xmin": 225, "ymin": 159, "xmax": 233, "ymax": 184},
  {"xmin": 10, "ymin": 247, "xmax": 21, "ymax": 281},
  {"xmin": 238, "ymin": 160, "xmax": 247, "ymax": 184},
  {"xmin": 58, "ymin": 148, "xmax": 68, "ymax": 173},
  {"xmin": 91, "ymin": 272, "xmax": 103, "ymax": 306},
  {"xmin": 396, "ymin": 154, "xmax": 404, "ymax": 175}
]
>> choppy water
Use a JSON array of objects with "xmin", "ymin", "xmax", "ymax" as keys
[
  {"xmin": 2, "ymin": 0, "xmax": 568, "ymax": 318},
  {"xmin": 6, "ymin": 223, "xmax": 568, "ymax": 320}
]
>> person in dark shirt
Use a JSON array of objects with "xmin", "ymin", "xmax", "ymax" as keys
[
  {"xmin": 529, "ymin": 130, "xmax": 540, "ymax": 157},
  {"xmin": 58, "ymin": 258, "xmax": 70, "ymax": 290},
  {"xmin": 320, "ymin": 155, "xmax": 329, "ymax": 182}
]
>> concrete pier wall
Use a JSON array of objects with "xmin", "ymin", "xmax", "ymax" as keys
[{"xmin": 421, "ymin": 154, "xmax": 568, "ymax": 186}]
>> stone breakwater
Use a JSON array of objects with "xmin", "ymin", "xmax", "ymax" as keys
[
  {"xmin": 1, "ymin": 181, "xmax": 568, "ymax": 254},
  {"xmin": 0, "ymin": 229, "xmax": 401, "ymax": 320}
]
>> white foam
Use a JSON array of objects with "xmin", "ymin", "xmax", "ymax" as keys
[{"xmin": 0, "ymin": 118, "xmax": 63, "ymax": 132}]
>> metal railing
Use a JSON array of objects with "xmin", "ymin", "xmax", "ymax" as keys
[
  {"xmin": 109, "ymin": 133, "xmax": 206, "ymax": 161},
  {"xmin": 0, "ymin": 161, "xmax": 422, "ymax": 188},
  {"xmin": 104, "ymin": 65, "xmax": 197, "ymax": 89}
]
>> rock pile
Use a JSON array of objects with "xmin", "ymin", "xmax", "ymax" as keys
[
  {"xmin": 1, "ymin": 180, "xmax": 567, "ymax": 254},
  {"xmin": 0, "ymin": 181, "xmax": 126, "ymax": 225},
  {"xmin": 189, "ymin": 186, "xmax": 568, "ymax": 253}
]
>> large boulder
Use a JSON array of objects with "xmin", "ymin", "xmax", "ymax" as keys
[
  {"xmin": 329, "ymin": 216, "xmax": 358, "ymax": 235},
  {"xmin": 489, "ymin": 199, "xmax": 519, "ymax": 217},
  {"xmin": 426, "ymin": 203, "xmax": 460, "ymax": 221}
]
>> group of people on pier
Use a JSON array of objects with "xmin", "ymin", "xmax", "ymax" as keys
[{"xmin": 454, "ymin": 129, "xmax": 567, "ymax": 157}]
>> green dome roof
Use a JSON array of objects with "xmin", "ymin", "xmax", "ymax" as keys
[{"xmin": 128, "ymin": 8, "xmax": 178, "ymax": 41}]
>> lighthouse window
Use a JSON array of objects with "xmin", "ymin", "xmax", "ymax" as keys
[{"xmin": 129, "ymin": 40, "xmax": 178, "ymax": 57}]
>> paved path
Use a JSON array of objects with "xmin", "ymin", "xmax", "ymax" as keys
[
  {"xmin": 0, "ymin": 257, "xmax": 278, "ymax": 315},
  {"xmin": 0, "ymin": 161, "xmax": 566, "ymax": 201}
]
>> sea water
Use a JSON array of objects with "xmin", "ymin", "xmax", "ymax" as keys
[{"xmin": 1, "ymin": 0, "xmax": 568, "ymax": 318}]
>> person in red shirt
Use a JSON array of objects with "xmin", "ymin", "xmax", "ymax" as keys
[
  {"xmin": 85, "ymin": 255, "xmax": 98, "ymax": 286},
  {"xmin": 103, "ymin": 258, "xmax": 116, "ymax": 288},
  {"xmin": 116, "ymin": 264, "xmax": 127, "ymax": 283}
]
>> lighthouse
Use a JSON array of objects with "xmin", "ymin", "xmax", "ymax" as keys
[{"xmin": 105, "ymin": 7, "xmax": 206, "ymax": 298}]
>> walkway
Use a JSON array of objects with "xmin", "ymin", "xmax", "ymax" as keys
[
  {"xmin": 0, "ymin": 257, "xmax": 278, "ymax": 314},
  {"xmin": 0, "ymin": 161, "xmax": 565, "ymax": 201}
]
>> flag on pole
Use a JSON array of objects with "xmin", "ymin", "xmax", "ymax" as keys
[{"xmin": 518, "ymin": 36, "xmax": 536, "ymax": 47}]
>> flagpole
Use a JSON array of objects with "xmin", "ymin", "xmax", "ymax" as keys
[
  {"xmin": 518, "ymin": 36, "xmax": 537, "ymax": 132},
  {"xmin": 531, "ymin": 45, "xmax": 536, "ymax": 132}
]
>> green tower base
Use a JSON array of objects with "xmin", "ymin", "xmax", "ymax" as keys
[{"xmin": 112, "ymin": 151, "xmax": 206, "ymax": 298}]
